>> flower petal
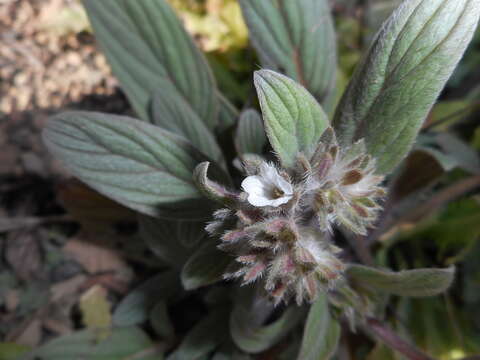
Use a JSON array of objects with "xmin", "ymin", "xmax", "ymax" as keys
[
  {"xmin": 274, "ymin": 175, "xmax": 293, "ymax": 195},
  {"xmin": 247, "ymin": 193, "xmax": 278, "ymax": 207},
  {"xmin": 269, "ymin": 195, "xmax": 293, "ymax": 207},
  {"xmin": 241, "ymin": 176, "xmax": 268, "ymax": 196},
  {"xmin": 259, "ymin": 163, "xmax": 279, "ymax": 184}
]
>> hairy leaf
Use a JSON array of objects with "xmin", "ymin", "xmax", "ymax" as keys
[
  {"xmin": 19, "ymin": 327, "xmax": 161, "ymax": 360},
  {"xmin": 240, "ymin": 0, "xmax": 337, "ymax": 109},
  {"xmin": 150, "ymin": 301, "xmax": 175, "ymax": 341},
  {"xmin": 254, "ymin": 70, "xmax": 329, "ymax": 168},
  {"xmin": 231, "ymin": 305, "xmax": 303, "ymax": 354},
  {"xmin": 167, "ymin": 308, "xmax": 229, "ymax": 360},
  {"xmin": 113, "ymin": 271, "xmax": 179, "ymax": 327},
  {"xmin": 334, "ymin": 0, "xmax": 480, "ymax": 174},
  {"xmin": 297, "ymin": 295, "xmax": 340, "ymax": 360},
  {"xmin": 83, "ymin": 0, "xmax": 217, "ymax": 126},
  {"xmin": 194, "ymin": 162, "xmax": 239, "ymax": 207},
  {"xmin": 181, "ymin": 241, "xmax": 231, "ymax": 290},
  {"xmin": 43, "ymin": 112, "xmax": 224, "ymax": 220},
  {"xmin": 347, "ymin": 265, "xmax": 455, "ymax": 297},
  {"xmin": 217, "ymin": 93, "xmax": 240, "ymax": 133},
  {"xmin": 152, "ymin": 89, "xmax": 225, "ymax": 168},
  {"xmin": 139, "ymin": 215, "xmax": 204, "ymax": 268},
  {"xmin": 235, "ymin": 109, "xmax": 267, "ymax": 155}
]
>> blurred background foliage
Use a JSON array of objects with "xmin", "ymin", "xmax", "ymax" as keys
[{"xmin": 1, "ymin": 0, "xmax": 479, "ymax": 359}]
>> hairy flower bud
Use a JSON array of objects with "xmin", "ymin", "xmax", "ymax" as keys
[{"xmin": 307, "ymin": 129, "xmax": 385, "ymax": 235}]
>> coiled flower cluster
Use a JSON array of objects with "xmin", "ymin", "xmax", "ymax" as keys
[{"xmin": 195, "ymin": 128, "xmax": 385, "ymax": 305}]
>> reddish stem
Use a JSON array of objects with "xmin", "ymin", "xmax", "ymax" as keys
[{"xmin": 366, "ymin": 318, "xmax": 435, "ymax": 360}]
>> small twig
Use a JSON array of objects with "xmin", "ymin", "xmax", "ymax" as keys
[
  {"xmin": 423, "ymin": 102, "xmax": 480, "ymax": 131},
  {"xmin": 0, "ymin": 215, "xmax": 73, "ymax": 232},
  {"xmin": 345, "ymin": 233, "xmax": 375, "ymax": 266},
  {"xmin": 2, "ymin": 32, "xmax": 44, "ymax": 69},
  {"xmin": 367, "ymin": 175, "xmax": 480, "ymax": 245},
  {"xmin": 400, "ymin": 175, "xmax": 480, "ymax": 224},
  {"xmin": 366, "ymin": 318, "xmax": 435, "ymax": 360}
]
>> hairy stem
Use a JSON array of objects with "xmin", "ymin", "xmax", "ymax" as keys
[
  {"xmin": 366, "ymin": 318, "xmax": 434, "ymax": 360},
  {"xmin": 367, "ymin": 175, "xmax": 480, "ymax": 245}
]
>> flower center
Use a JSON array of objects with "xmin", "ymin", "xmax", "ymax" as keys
[{"xmin": 271, "ymin": 187, "xmax": 285, "ymax": 199}]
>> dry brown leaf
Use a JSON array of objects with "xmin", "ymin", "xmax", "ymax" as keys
[
  {"xmin": 5, "ymin": 230, "xmax": 43, "ymax": 282},
  {"xmin": 62, "ymin": 233, "xmax": 132, "ymax": 279},
  {"xmin": 57, "ymin": 180, "xmax": 135, "ymax": 230},
  {"xmin": 4, "ymin": 289, "xmax": 20, "ymax": 313},
  {"xmin": 43, "ymin": 318, "xmax": 72, "ymax": 336},
  {"xmin": 6, "ymin": 318, "xmax": 42, "ymax": 347},
  {"xmin": 50, "ymin": 274, "xmax": 87, "ymax": 302}
]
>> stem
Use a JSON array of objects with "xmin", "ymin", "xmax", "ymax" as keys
[
  {"xmin": 423, "ymin": 102, "xmax": 480, "ymax": 131},
  {"xmin": 401, "ymin": 175, "xmax": 480, "ymax": 223},
  {"xmin": 366, "ymin": 318, "xmax": 435, "ymax": 360},
  {"xmin": 0, "ymin": 215, "xmax": 73, "ymax": 232},
  {"xmin": 367, "ymin": 175, "xmax": 480, "ymax": 245},
  {"xmin": 345, "ymin": 233, "xmax": 374, "ymax": 266}
]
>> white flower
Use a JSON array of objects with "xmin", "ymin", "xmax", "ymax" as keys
[{"xmin": 241, "ymin": 163, "xmax": 293, "ymax": 207}]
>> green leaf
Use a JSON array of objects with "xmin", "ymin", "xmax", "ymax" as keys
[
  {"xmin": 333, "ymin": 0, "xmax": 480, "ymax": 174},
  {"xmin": 19, "ymin": 327, "xmax": 162, "ymax": 360},
  {"xmin": 194, "ymin": 162, "xmax": 240, "ymax": 207},
  {"xmin": 435, "ymin": 133, "xmax": 480, "ymax": 174},
  {"xmin": 139, "ymin": 215, "xmax": 204, "ymax": 268},
  {"xmin": 168, "ymin": 308, "xmax": 230, "ymax": 360},
  {"xmin": 240, "ymin": 0, "xmax": 337, "ymax": 110},
  {"xmin": 113, "ymin": 271, "xmax": 180, "ymax": 327},
  {"xmin": 217, "ymin": 93, "xmax": 239, "ymax": 133},
  {"xmin": 254, "ymin": 70, "xmax": 329, "ymax": 169},
  {"xmin": 366, "ymin": 343, "xmax": 398, "ymax": 360},
  {"xmin": 152, "ymin": 88, "xmax": 225, "ymax": 168},
  {"xmin": 43, "ymin": 111, "xmax": 224, "ymax": 220},
  {"xmin": 150, "ymin": 301, "xmax": 175, "ymax": 341},
  {"xmin": 235, "ymin": 109, "xmax": 267, "ymax": 155},
  {"xmin": 82, "ymin": 0, "xmax": 218, "ymax": 126},
  {"xmin": 365, "ymin": 0, "xmax": 403, "ymax": 40},
  {"xmin": 297, "ymin": 295, "xmax": 340, "ymax": 360},
  {"xmin": 347, "ymin": 265, "xmax": 455, "ymax": 297},
  {"xmin": 0, "ymin": 343, "xmax": 30, "ymax": 360},
  {"xmin": 181, "ymin": 240, "xmax": 231, "ymax": 290},
  {"xmin": 79, "ymin": 285, "xmax": 112, "ymax": 338},
  {"xmin": 231, "ymin": 304, "xmax": 304, "ymax": 354}
]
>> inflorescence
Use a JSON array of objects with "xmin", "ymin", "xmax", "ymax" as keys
[{"xmin": 196, "ymin": 127, "xmax": 385, "ymax": 305}]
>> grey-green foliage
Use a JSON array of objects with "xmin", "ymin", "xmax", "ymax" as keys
[
  {"xmin": 82, "ymin": 0, "xmax": 218, "ymax": 127},
  {"xmin": 19, "ymin": 327, "xmax": 161, "ymax": 360},
  {"xmin": 297, "ymin": 295, "xmax": 340, "ymax": 360},
  {"xmin": 254, "ymin": 70, "xmax": 329, "ymax": 169},
  {"xmin": 113, "ymin": 271, "xmax": 179, "ymax": 327},
  {"xmin": 239, "ymin": 0, "xmax": 337, "ymax": 111},
  {"xmin": 167, "ymin": 308, "xmax": 230, "ymax": 360},
  {"xmin": 333, "ymin": 0, "xmax": 480, "ymax": 174},
  {"xmin": 40, "ymin": 0, "xmax": 480, "ymax": 357},
  {"xmin": 235, "ymin": 109, "xmax": 267, "ymax": 156},
  {"xmin": 181, "ymin": 240, "xmax": 232, "ymax": 290},
  {"xmin": 152, "ymin": 88, "xmax": 226, "ymax": 168},
  {"xmin": 139, "ymin": 215, "xmax": 205, "ymax": 268},
  {"xmin": 43, "ymin": 112, "xmax": 225, "ymax": 220},
  {"xmin": 230, "ymin": 301, "xmax": 304, "ymax": 354},
  {"xmin": 347, "ymin": 265, "xmax": 455, "ymax": 297}
]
